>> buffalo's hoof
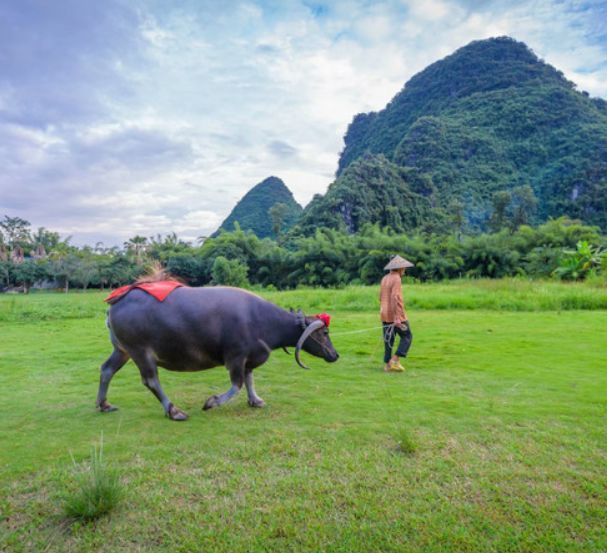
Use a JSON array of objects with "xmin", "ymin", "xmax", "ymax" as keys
[
  {"xmin": 167, "ymin": 405, "xmax": 189, "ymax": 421},
  {"xmin": 203, "ymin": 395, "xmax": 220, "ymax": 411},
  {"xmin": 248, "ymin": 398, "xmax": 266, "ymax": 408},
  {"xmin": 98, "ymin": 400, "xmax": 118, "ymax": 413}
]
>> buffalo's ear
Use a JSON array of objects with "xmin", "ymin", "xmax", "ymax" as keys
[{"xmin": 295, "ymin": 309, "xmax": 306, "ymax": 328}]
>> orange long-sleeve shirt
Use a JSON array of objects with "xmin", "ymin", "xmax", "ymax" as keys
[{"xmin": 379, "ymin": 272, "xmax": 407, "ymax": 323}]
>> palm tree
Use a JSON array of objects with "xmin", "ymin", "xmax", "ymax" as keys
[{"xmin": 124, "ymin": 235, "xmax": 148, "ymax": 265}]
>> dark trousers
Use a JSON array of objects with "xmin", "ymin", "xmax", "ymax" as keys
[{"xmin": 383, "ymin": 322, "xmax": 413, "ymax": 363}]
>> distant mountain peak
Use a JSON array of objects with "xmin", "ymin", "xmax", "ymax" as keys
[
  {"xmin": 213, "ymin": 176, "xmax": 303, "ymax": 238},
  {"xmin": 338, "ymin": 36, "xmax": 572, "ymax": 175},
  {"xmin": 257, "ymin": 176, "xmax": 286, "ymax": 187}
]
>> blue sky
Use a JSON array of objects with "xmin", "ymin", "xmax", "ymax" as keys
[{"xmin": 1, "ymin": 0, "xmax": 606, "ymax": 246}]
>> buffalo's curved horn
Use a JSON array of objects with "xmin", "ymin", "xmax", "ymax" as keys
[
  {"xmin": 282, "ymin": 347, "xmax": 291, "ymax": 355},
  {"xmin": 295, "ymin": 319, "xmax": 325, "ymax": 370}
]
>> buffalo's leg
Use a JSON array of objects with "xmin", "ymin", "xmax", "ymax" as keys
[
  {"xmin": 203, "ymin": 357, "xmax": 245, "ymax": 410},
  {"xmin": 245, "ymin": 370, "xmax": 265, "ymax": 408},
  {"xmin": 96, "ymin": 348, "xmax": 130, "ymax": 412},
  {"xmin": 131, "ymin": 349, "xmax": 188, "ymax": 421}
]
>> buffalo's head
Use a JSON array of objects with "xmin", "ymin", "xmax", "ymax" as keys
[{"xmin": 295, "ymin": 312, "xmax": 339, "ymax": 369}]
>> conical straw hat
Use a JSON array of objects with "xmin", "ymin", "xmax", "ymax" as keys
[{"xmin": 384, "ymin": 255, "xmax": 414, "ymax": 271}]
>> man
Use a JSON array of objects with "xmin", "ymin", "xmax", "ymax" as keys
[{"xmin": 380, "ymin": 255, "xmax": 414, "ymax": 372}]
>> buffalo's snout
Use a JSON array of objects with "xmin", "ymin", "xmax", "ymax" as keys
[{"xmin": 324, "ymin": 348, "xmax": 339, "ymax": 363}]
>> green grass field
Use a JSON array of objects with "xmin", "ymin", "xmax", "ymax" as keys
[{"xmin": 1, "ymin": 281, "xmax": 606, "ymax": 552}]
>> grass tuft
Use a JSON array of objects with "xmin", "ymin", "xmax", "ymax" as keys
[
  {"xmin": 63, "ymin": 436, "xmax": 122, "ymax": 521},
  {"xmin": 395, "ymin": 429, "xmax": 417, "ymax": 456}
]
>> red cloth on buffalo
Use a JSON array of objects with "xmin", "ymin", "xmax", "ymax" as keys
[{"xmin": 104, "ymin": 280, "xmax": 185, "ymax": 304}]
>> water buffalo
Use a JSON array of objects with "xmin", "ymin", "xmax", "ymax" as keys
[{"xmin": 96, "ymin": 285, "xmax": 339, "ymax": 420}]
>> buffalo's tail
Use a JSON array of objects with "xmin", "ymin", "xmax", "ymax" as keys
[{"xmin": 135, "ymin": 261, "xmax": 184, "ymax": 285}]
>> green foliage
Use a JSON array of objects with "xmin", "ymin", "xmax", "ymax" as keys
[
  {"xmin": 553, "ymin": 240, "xmax": 606, "ymax": 281},
  {"xmin": 0, "ymin": 260, "xmax": 10, "ymax": 287},
  {"xmin": 489, "ymin": 190, "xmax": 512, "ymax": 232},
  {"xmin": 296, "ymin": 155, "xmax": 434, "ymax": 235},
  {"xmin": 510, "ymin": 185, "xmax": 538, "ymax": 229},
  {"xmin": 11, "ymin": 259, "xmax": 47, "ymax": 293},
  {"xmin": 215, "ymin": 176, "xmax": 303, "ymax": 239},
  {"xmin": 461, "ymin": 233, "xmax": 522, "ymax": 278},
  {"xmin": 97, "ymin": 255, "xmax": 144, "ymax": 288},
  {"xmin": 202, "ymin": 223, "xmax": 263, "ymax": 264},
  {"xmin": 211, "ymin": 256, "xmax": 250, "ymax": 287},
  {"xmin": 288, "ymin": 228, "xmax": 358, "ymax": 287},
  {"xmin": 31, "ymin": 226, "xmax": 62, "ymax": 253},
  {"xmin": 269, "ymin": 202, "xmax": 289, "ymax": 239},
  {"xmin": 147, "ymin": 232, "xmax": 193, "ymax": 261},
  {"xmin": 487, "ymin": 186, "xmax": 539, "ymax": 232},
  {"xmin": 165, "ymin": 254, "xmax": 208, "ymax": 286},
  {"xmin": 71, "ymin": 253, "xmax": 99, "ymax": 290},
  {"xmin": 48, "ymin": 253, "xmax": 81, "ymax": 292},
  {"xmin": 63, "ymin": 439, "xmax": 122, "ymax": 521}
]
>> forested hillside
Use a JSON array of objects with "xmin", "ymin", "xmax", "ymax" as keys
[
  {"xmin": 214, "ymin": 176, "xmax": 302, "ymax": 239},
  {"xmin": 299, "ymin": 155, "xmax": 440, "ymax": 234},
  {"xmin": 299, "ymin": 37, "xmax": 607, "ymax": 234}
]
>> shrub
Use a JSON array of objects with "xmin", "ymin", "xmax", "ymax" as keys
[
  {"xmin": 553, "ymin": 240, "xmax": 606, "ymax": 280},
  {"xmin": 64, "ymin": 441, "xmax": 122, "ymax": 521},
  {"xmin": 211, "ymin": 256, "xmax": 250, "ymax": 287}
]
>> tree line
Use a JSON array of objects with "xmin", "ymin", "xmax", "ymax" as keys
[{"xmin": 1, "ymin": 215, "xmax": 605, "ymax": 293}]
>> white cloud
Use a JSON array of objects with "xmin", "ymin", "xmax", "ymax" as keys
[{"xmin": 405, "ymin": 0, "xmax": 455, "ymax": 21}]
